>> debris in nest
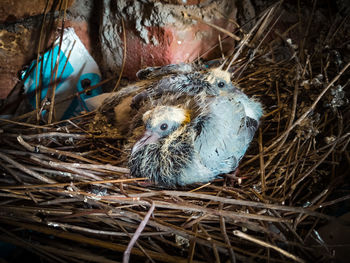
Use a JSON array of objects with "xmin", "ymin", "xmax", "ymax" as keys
[
  {"xmin": 89, "ymin": 186, "xmax": 108, "ymax": 196},
  {"xmin": 297, "ymin": 112, "xmax": 320, "ymax": 139},
  {"xmin": 324, "ymin": 135, "xmax": 337, "ymax": 144},
  {"xmin": 175, "ymin": 235, "xmax": 190, "ymax": 247},
  {"xmin": 88, "ymin": 111, "xmax": 122, "ymax": 138},
  {"xmin": 324, "ymin": 84, "xmax": 349, "ymax": 110},
  {"xmin": 301, "ymin": 74, "xmax": 324, "ymax": 89}
]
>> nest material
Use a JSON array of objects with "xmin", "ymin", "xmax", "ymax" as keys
[{"xmin": 0, "ymin": 3, "xmax": 350, "ymax": 263}]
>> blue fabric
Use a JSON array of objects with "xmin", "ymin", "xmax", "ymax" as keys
[
  {"xmin": 22, "ymin": 46, "xmax": 102, "ymax": 120},
  {"xmin": 61, "ymin": 72, "xmax": 102, "ymax": 119},
  {"xmin": 23, "ymin": 46, "xmax": 74, "ymax": 108}
]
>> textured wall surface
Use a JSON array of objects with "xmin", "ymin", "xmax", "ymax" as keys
[
  {"xmin": 0, "ymin": 0, "xmax": 75, "ymax": 23},
  {"xmin": 99, "ymin": 0, "xmax": 237, "ymax": 79},
  {"xmin": 0, "ymin": 0, "xmax": 240, "ymax": 98}
]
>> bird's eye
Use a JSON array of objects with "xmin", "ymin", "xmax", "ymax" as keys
[
  {"xmin": 218, "ymin": 81, "xmax": 225, "ymax": 88},
  {"xmin": 160, "ymin": 123, "xmax": 168, "ymax": 130}
]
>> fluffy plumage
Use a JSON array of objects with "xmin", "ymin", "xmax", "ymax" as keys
[
  {"xmin": 129, "ymin": 90, "xmax": 263, "ymax": 186},
  {"xmin": 95, "ymin": 63, "xmax": 263, "ymax": 186},
  {"xmin": 134, "ymin": 64, "xmax": 238, "ymax": 102},
  {"xmin": 97, "ymin": 63, "xmax": 237, "ymax": 137}
]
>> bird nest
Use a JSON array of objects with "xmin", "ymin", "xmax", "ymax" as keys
[{"xmin": 0, "ymin": 3, "xmax": 349, "ymax": 263}]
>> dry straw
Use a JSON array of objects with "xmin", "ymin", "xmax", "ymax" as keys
[{"xmin": 0, "ymin": 2, "xmax": 349, "ymax": 262}]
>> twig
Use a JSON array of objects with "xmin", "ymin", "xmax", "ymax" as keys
[
  {"xmin": 233, "ymin": 230, "xmax": 306, "ymax": 263},
  {"xmin": 1, "ymin": 178, "xmax": 144, "ymax": 190},
  {"xmin": 0, "ymin": 160, "xmax": 23, "ymax": 183},
  {"xmin": 258, "ymin": 127, "xmax": 266, "ymax": 193},
  {"xmin": 160, "ymin": 191, "xmax": 331, "ymax": 219},
  {"xmin": 316, "ymin": 195, "xmax": 350, "ymax": 209},
  {"xmin": 198, "ymin": 224, "xmax": 220, "ymax": 263},
  {"xmin": 48, "ymin": 0, "xmax": 69, "ymax": 124},
  {"xmin": 219, "ymin": 206, "xmax": 236, "ymax": 263},
  {"xmin": 0, "ymin": 118, "xmax": 50, "ymax": 129},
  {"xmin": 47, "ymin": 221, "xmax": 166, "ymax": 237},
  {"xmin": 188, "ymin": 224, "xmax": 198, "ymax": 263},
  {"xmin": 183, "ymin": 12, "xmax": 240, "ymax": 41},
  {"xmin": 0, "ymin": 152, "xmax": 56, "ymax": 184},
  {"xmin": 50, "ymin": 163, "xmax": 130, "ymax": 173},
  {"xmin": 3, "ymin": 132, "xmax": 123, "ymax": 140},
  {"xmin": 116, "ymin": 217, "xmax": 156, "ymax": 263},
  {"xmin": 123, "ymin": 202, "xmax": 155, "ymax": 263},
  {"xmin": 17, "ymin": 138, "xmax": 100, "ymax": 164}
]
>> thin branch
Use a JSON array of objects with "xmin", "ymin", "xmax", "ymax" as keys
[
  {"xmin": 233, "ymin": 230, "xmax": 306, "ymax": 263},
  {"xmin": 123, "ymin": 202, "xmax": 155, "ymax": 263}
]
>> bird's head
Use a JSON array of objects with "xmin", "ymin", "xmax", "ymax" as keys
[
  {"xmin": 132, "ymin": 106, "xmax": 190, "ymax": 153},
  {"xmin": 206, "ymin": 68, "xmax": 236, "ymax": 94}
]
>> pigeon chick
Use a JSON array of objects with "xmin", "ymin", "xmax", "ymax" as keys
[
  {"xmin": 129, "ymin": 102, "xmax": 195, "ymax": 186},
  {"xmin": 132, "ymin": 66, "xmax": 238, "ymax": 108},
  {"xmin": 95, "ymin": 64, "xmax": 237, "ymax": 138},
  {"xmin": 129, "ymin": 91, "xmax": 263, "ymax": 187}
]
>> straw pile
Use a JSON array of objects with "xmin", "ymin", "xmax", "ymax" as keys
[{"xmin": 0, "ymin": 2, "xmax": 349, "ymax": 263}]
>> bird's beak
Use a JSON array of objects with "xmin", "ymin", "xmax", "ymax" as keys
[{"xmin": 132, "ymin": 130, "xmax": 160, "ymax": 154}]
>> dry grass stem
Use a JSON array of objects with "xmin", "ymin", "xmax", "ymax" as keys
[{"xmin": 0, "ymin": 2, "xmax": 349, "ymax": 262}]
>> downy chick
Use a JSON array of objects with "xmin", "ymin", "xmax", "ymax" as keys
[{"xmin": 129, "ymin": 90, "xmax": 262, "ymax": 186}]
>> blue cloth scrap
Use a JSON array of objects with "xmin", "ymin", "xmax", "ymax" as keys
[{"xmin": 22, "ymin": 45, "xmax": 102, "ymax": 120}]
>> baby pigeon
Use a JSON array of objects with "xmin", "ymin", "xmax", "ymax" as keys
[
  {"xmin": 132, "ymin": 64, "xmax": 238, "ymax": 108},
  {"xmin": 129, "ymin": 88, "xmax": 263, "ymax": 186},
  {"xmin": 93, "ymin": 62, "xmax": 262, "ymax": 186},
  {"xmin": 96, "ymin": 63, "xmax": 237, "ymax": 138}
]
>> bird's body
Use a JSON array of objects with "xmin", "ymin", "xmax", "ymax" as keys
[
  {"xmin": 96, "ymin": 62, "xmax": 263, "ymax": 186},
  {"xmin": 129, "ymin": 90, "xmax": 262, "ymax": 186},
  {"xmin": 135, "ymin": 66, "xmax": 239, "ymax": 102},
  {"xmin": 96, "ymin": 63, "xmax": 236, "ymax": 138}
]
